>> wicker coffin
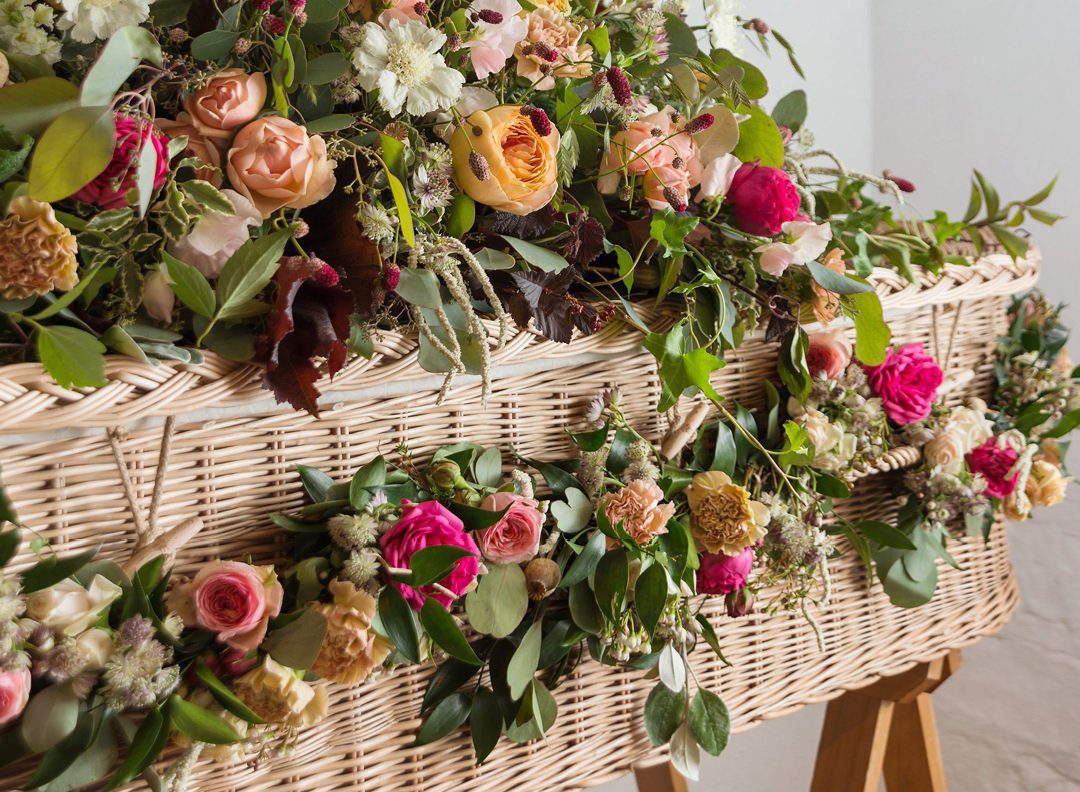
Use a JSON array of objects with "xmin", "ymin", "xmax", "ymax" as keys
[{"xmin": 0, "ymin": 249, "xmax": 1036, "ymax": 791}]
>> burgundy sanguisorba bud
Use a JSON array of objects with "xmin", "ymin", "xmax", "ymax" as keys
[
  {"xmin": 413, "ymin": 1, "xmax": 428, "ymax": 13},
  {"xmin": 606, "ymin": 66, "xmax": 632, "ymax": 106},
  {"xmin": 477, "ymin": 8, "xmax": 503, "ymax": 23},
  {"xmin": 686, "ymin": 113, "xmax": 714, "ymax": 134},
  {"xmin": 469, "ymin": 150, "xmax": 491, "ymax": 181},
  {"xmin": 725, "ymin": 587, "xmax": 754, "ymax": 618},
  {"xmin": 383, "ymin": 263, "xmax": 401, "ymax": 292},
  {"xmin": 883, "ymin": 169, "xmax": 916, "ymax": 193},
  {"xmin": 663, "ymin": 186, "xmax": 686, "ymax": 213},
  {"xmin": 523, "ymin": 106, "xmax": 552, "ymax": 136}
]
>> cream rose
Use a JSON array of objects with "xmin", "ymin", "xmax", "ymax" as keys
[
  {"xmin": 947, "ymin": 402, "xmax": 993, "ymax": 453},
  {"xmin": 515, "ymin": 8, "xmax": 592, "ymax": 90},
  {"xmin": 226, "ymin": 116, "xmax": 337, "ymax": 218},
  {"xmin": 25, "ymin": 575, "xmax": 122, "ymax": 637},
  {"xmin": 924, "ymin": 429, "xmax": 967, "ymax": 474},
  {"xmin": 451, "ymin": 105, "xmax": 560, "ymax": 215}
]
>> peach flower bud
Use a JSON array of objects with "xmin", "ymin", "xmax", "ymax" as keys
[
  {"xmin": 157, "ymin": 112, "xmax": 225, "ymax": 187},
  {"xmin": 141, "ymin": 268, "xmax": 175, "ymax": 323},
  {"xmin": 188, "ymin": 69, "xmax": 267, "ymax": 142},
  {"xmin": 226, "ymin": 116, "xmax": 337, "ymax": 218},
  {"xmin": 451, "ymin": 105, "xmax": 560, "ymax": 215}
]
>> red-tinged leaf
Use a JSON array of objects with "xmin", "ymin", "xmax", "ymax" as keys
[
  {"xmin": 256, "ymin": 256, "xmax": 353, "ymax": 414},
  {"xmin": 497, "ymin": 268, "xmax": 610, "ymax": 344},
  {"xmin": 557, "ymin": 213, "xmax": 605, "ymax": 267}
]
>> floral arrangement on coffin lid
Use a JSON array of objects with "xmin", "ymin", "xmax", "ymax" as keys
[
  {"xmin": 1, "ymin": 292, "xmax": 1078, "ymax": 788},
  {"xmin": 0, "ymin": 0, "xmax": 1060, "ymax": 413}
]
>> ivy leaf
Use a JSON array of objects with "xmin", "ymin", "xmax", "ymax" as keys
[
  {"xmin": 36, "ymin": 326, "xmax": 107, "ymax": 389},
  {"xmin": 255, "ymin": 256, "xmax": 352, "ymax": 414},
  {"xmin": 649, "ymin": 209, "xmax": 699, "ymax": 259},
  {"xmin": 643, "ymin": 322, "xmax": 723, "ymax": 412}
]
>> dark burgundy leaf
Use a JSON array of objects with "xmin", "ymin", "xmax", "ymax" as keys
[
  {"xmin": 558, "ymin": 214, "xmax": 605, "ymax": 267},
  {"xmin": 256, "ymin": 257, "xmax": 353, "ymax": 414},
  {"xmin": 487, "ymin": 207, "xmax": 558, "ymax": 239},
  {"xmin": 503, "ymin": 268, "xmax": 603, "ymax": 344}
]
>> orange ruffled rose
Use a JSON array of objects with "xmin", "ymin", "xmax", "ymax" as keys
[
  {"xmin": 451, "ymin": 105, "xmax": 560, "ymax": 216},
  {"xmin": 599, "ymin": 479, "xmax": 675, "ymax": 547}
]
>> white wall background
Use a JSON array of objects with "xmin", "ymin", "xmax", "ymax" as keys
[{"xmin": 602, "ymin": 2, "xmax": 1080, "ymax": 789}]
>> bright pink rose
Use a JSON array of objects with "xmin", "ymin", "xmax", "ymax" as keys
[
  {"xmin": 476, "ymin": 492, "xmax": 543, "ymax": 564},
  {"xmin": 380, "ymin": 501, "xmax": 480, "ymax": 610},
  {"xmin": 169, "ymin": 561, "xmax": 284, "ymax": 651},
  {"xmin": 806, "ymin": 330, "xmax": 852, "ymax": 380},
  {"xmin": 863, "ymin": 343, "xmax": 943, "ymax": 425},
  {"xmin": 726, "ymin": 163, "xmax": 801, "ymax": 236},
  {"xmin": 0, "ymin": 667, "xmax": 31, "ymax": 726},
  {"xmin": 966, "ymin": 437, "xmax": 1020, "ymax": 499},
  {"xmin": 74, "ymin": 114, "xmax": 169, "ymax": 210},
  {"xmin": 697, "ymin": 548, "xmax": 753, "ymax": 596}
]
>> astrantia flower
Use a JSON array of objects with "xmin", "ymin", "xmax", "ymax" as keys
[
  {"xmin": 58, "ymin": 0, "xmax": 151, "ymax": 43},
  {"xmin": 463, "ymin": 0, "xmax": 528, "ymax": 79},
  {"xmin": 412, "ymin": 165, "xmax": 453, "ymax": 213},
  {"xmin": 351, "ymin": 20, "xmax": 464, "ymax": 116}
]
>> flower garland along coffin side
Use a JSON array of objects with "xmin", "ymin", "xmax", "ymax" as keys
[
  {"xmin": 0, "ymin": 0, "xmax": 1061, "ymax": 414},
  {"xmin": 0, "ymin": 287, "xmax": 1072, "ymax": 788}
]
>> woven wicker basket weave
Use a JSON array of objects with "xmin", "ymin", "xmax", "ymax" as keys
[{"xmin": 0, "ymin": 249, "xmax": 1035, "ymax": 791}]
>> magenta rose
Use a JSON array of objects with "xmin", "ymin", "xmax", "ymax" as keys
[
  {"xmin": 476, "ymin": 492, "xmax": 543, "ymax": 565},
  {"xmin": 74, "ymin": 114, "xmax": 169, "ymax": 210},
  {"xmin": 697, "ymin": 548, "xmax": 753, "ymax": 596},
  {"xmin": 0, "ymin": 667, "xmax": 31, "ymax": 726},
  {"xmin": 168, "ymin": 561, "xmax": 283, "ymax": 651},
  {"xmin": 726, "ymin": 162, "xmax": 801, "ymax": 236},
  {"xmin": 863, "ymin": 343, "xmax": 943, "ymax": 425},
  {"xmin": 380, "ymin": 501, "xmax": 480, "ymax": 610},
  {"xmin": 966, "ymin": 437, "xmax": 1020, "ymax": 499}
]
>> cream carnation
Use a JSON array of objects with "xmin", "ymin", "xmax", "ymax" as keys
[
  {"xmin": 309, "ymin": 579, "xmax": 392, "ymax": 685},
  {"xmin": 235, "ymin": 656, "xmax": 330, "ymax": 728},
  {"xmin": 58, "ymin": 0, "xmax": 151, "ymax": 43}
]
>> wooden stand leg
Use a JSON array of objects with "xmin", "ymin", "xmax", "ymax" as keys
[
  {"xmin": 633, "ymin": 757, "xmax": 688, "ymax": 792},
  {"xmin": 811, "ymin": 650, "xmax": 961, "ymax": 792}
]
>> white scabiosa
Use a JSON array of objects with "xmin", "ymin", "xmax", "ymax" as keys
[{"xmin": 351, "ymin": 19, "xmax": 465, "ymax": 116}]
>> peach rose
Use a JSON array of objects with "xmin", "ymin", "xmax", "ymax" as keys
[
  {"xmin": 157, "ymin": 112, "xmax": 225, "ymax": 186},
  {"xmin": 188, "ymin": 69, "xmax": 267, "ymax": 143},
  {"xmin": 597, "ymin": 106, "xmax": 700, "ymax": 196},
  {"xmin": 451, "ymin": 105, "xmax": 560, "ymax": 215},
  {"xmin": 1026, "ymin": 459, "xmax": 1071, "ymax": 508},
  {"xmin": 811, "ymin": 248, "xmax": 846, "ymax": 325},
  {"xmin": 226, "ymin": 116, "xmax": 337, "ymax": 218},
  {"xmin": 599, "ymin": 479, "xmax": 675, "ymax": 547},
  {"xmin": 476, "ymin": 491, "xmax": 543, "ymax": 564},
  {"xmin": 805, "ymin": 329, "xmax": 852, "ymax": 380},
  {"xmin": 515, "ymin": 8, "xmax": 592, "ymax": 90}
]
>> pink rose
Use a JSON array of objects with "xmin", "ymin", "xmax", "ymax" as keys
[
  {"xmin": 476, "ymin": 492, "xmax": 543, "ymax": 564},
  {"xmin": 168, "ymin": 561, "xmax": 283, "ymax": 651},
  {"xmin": 806, "ymin": 330, "xmax": 852, "ymax": 380},
  {"xmin": 187, "ymin": 69, "xmax": 267, "ymax": 143},
  {"xmin": 726, "ymin": 162, "xmax": 801, "ymax": 236},
  {"xmin": 226, "ymin": 116, "xmax": 337, "ymax": 218},
  {"xmin": 966, "ymin": 437, "xmax": 1020, "ymax": 499},
  {"xmin": 696, "ymin": 548, "xmax": 753, "ymax": 596},
  {"xmin": 0, "ymin": 667, "xmax": 30, "ymax": 726},
  {"xmin": 462, "ymin": 0, "xmax": 527, "ymax": 79},
  {"xmin": 379, "ymin": 501, "xmax": 480, "ymax": 610},
  {"xmin": 597, "ymin": 106, "xmax": 701, "ymax": 197},
  {"xmin": 73, "ymin": 114, "xmax": 169, "ymax": 210},
  {"xmin": 863, "ymin": 343, "xmax": 943, "ymax": 425}
]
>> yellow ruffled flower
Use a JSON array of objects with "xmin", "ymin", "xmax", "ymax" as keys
[
  {"xmin": 0, "ymin": 197, "xmax": 78, "ymax": 300},
  {"xmin": 309, "ymin": 579, "xmax": 392, "ymax": 685},
  {"xmin": 684, "ymin": 471, "xmax": 770, "ymax": 556},
  {"xmin": 235, "ymin": 656, "xmax": 329, "ymax": 728},
  {"xmin": 1026, "ymin": 459, "xmax": 1071, "ymax": 508}
]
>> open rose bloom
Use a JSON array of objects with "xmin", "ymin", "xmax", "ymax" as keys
[{"xmin": 167, "ymin": 561, "xmax": 284, "ymax": 651}]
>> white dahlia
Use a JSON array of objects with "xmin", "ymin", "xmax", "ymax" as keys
[{"xmin": 351, "ymin": 19, "xmax": 464, "ymax": 117}]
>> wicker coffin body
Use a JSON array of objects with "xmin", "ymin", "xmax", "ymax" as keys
[{"xmin": 0, "ymin": 252, "xmax": 1035, "ymax": 791}]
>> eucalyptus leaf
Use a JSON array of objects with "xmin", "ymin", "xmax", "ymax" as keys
[
  {"xmin": 500, "ymin": 235, "xmax": 570, "ymax": 273},
  {"xmin": 261, "ymin": 608, "xmax": 327, "ymax": 670},
  {"xmin": 0, "ymin": 77, "xmax": 80, "ymax": 138},
  {"xmin": 28, "ymin": 105, "xmax": 116, "ymax": 202},
  {"xmin": 80, "ymin": 26, "xmax": 162, "ymax": 107},
  {"xmin": 464, "ymin": 563, "xmax": 528, "ymax": 639},
  {"xmin": 658, "ymin": 642, "xmax": 686, "ymax": 692},
  {"xmin": 689, "ymin": 688, "xmax": 730, "ymax": 755},
  {"xmin": 414, "ymin": 692, "xmax": 471, "ymax": 746},
  {"xmin": 550, "ymin": 487, "xmax": 593, "ymax": 534},
  {"xmin": 643, "ymin": 681, "xmax": 687, "ymax": 746},
  {"xmin": 395, "ymin": 268, "xmax": 442, "ymax": 309}
]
